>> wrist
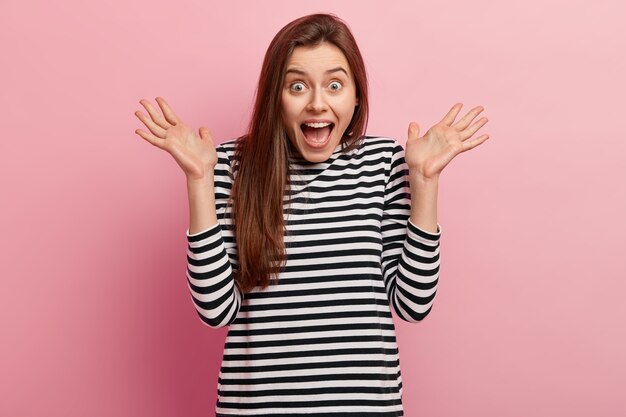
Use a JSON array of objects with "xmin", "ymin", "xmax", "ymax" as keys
[
  {"xmin": 409, "ymin": 170, "xmax": 440, "ymax": 186},
  {"xmin": 186, "ymin": 172, "xmax": 214, "ymax": 185}
]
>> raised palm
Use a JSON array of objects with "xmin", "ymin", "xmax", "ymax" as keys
[
  {"xmin": 134, "ymin": 97, "xmax": 217, "ymax": 180},
  {"xmin": 405, "ymin": 103, "xmax": 490, "ymax": 180}
]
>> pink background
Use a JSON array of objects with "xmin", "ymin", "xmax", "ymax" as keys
[{"xmin": 1, "ymin": 0, "xmax": 625, "ymax": 416}]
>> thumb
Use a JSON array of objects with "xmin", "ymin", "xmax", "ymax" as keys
[
  {"xmin": 198, "ymin": 126, "xmax": 212, "ymax": 141},
  {"xmin": 408, "ymin": 122, "xmax": 420, "ymax": 142}
]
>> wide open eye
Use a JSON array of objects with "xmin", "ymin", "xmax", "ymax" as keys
[
  {"xmin": 290, "ymin": 82, "xmax": 306, "ymax": 92},
  {"xmin": 329, "ymin": 81, "xmax": 343, "ymax": 91}
]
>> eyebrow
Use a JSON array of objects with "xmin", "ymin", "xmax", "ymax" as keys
[{"xmin": 285, "ymin": 67, "xmax": 348, "ymax": 76}]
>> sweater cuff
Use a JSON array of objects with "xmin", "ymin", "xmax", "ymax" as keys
[{"xmin": 407, "ymin": 219, "xmax": 441, "ymax": 243}]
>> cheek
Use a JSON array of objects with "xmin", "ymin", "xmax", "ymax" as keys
[
  {"xmin": 280, "ymin": 100, "xmax": 298, "ymax": 141},
  {"xmin": 335, "ymin": 91, "xmax": 357, "ymax": 116},
  {"xmin": 280, "ymin": 96, "xmax": 299, "ymax": 123},
  {"xmin": 338, "ymin": 100, "xmax": 357, "ymax": 123}
]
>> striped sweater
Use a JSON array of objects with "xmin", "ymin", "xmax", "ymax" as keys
[{"xmin": 186, "ymin": 136, "xmax": 442, "ymax": 416}]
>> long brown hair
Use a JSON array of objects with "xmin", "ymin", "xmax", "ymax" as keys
[{"xmin": 231, "ymin": 13, "xmax": 369, "ymax": 293}]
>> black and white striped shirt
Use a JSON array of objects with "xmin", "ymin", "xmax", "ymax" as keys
[{"xmin": 186, "ymin": 136, "xmax": 442, "ymax": 416}]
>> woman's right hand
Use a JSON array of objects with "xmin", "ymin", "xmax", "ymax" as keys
[{"xmin": 134, "ymin": 97, "xmax": 217, "ymax": 181}]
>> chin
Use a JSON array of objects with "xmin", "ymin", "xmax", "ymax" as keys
[
  {"xmin": 296, "ymin": 137, "xmax": 342, "ymax": 163},
  {"xmin": 300, "ymin": 150, "xmax": 333, "ymax": 163}
]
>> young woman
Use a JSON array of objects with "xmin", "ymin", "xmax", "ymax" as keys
[{"xmin": 135, "ymin": 13, "xmax": 489, "ymax": 417}]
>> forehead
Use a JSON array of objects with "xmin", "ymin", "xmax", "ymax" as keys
[{"xmin": 286, "ymin": 42, "xmax": 352, "ymax": 75}]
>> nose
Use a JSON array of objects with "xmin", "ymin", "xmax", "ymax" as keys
[{"xmin": 306, "ymin": 89, "xmax": 328, "ymax": 113}]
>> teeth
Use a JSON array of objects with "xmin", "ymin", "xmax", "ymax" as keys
[{"xmin": 303, "ymin": 122, "xmax": 332, "ymax": 128}]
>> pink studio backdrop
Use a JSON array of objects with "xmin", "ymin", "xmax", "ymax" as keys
[{"xmin": 1, "ymin": 0, "xmax": 624, "ymax": 416}]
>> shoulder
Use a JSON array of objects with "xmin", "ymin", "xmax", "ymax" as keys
[
  {"xmin": 360, "ymin": 135, "xmax": 404, "ymax": 150},
  {"xmin": 216, "ymin": 138, "xmax": 238, "ymax": 158},
  {"xmin": 357, "ymin": 136, "xmax": 408, "ymax": 184},
  {"xmin": 213, "ymin": 138, "xmax": 240, "ymax": 180},
  {"xmin": 215, "ymin": 138, "xmax": 242, "ymax": 168},
  {"xmin": 357, "ymin": 135, "xmax": 405, "ymax": 160}
]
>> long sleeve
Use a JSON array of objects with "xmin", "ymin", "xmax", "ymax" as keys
[
  {"xmin": 381, "ymin": 143, "xmax": 442, "ymax": 322},
  {"xmin": 203, "ymin": 137, "xmax": 438, "ymax": 415},
  {"xmin": 185, "ymin": 142, "xmax": 242, "ymax": 328}
]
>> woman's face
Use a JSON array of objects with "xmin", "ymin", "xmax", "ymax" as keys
[{"xmin": 281, "ymin": 42, "xmax": 359, "ymax": 162}]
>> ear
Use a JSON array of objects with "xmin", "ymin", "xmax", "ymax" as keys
[{"xmin": 355, "ymin": 95, "xmax": 360, "ymax": 106}]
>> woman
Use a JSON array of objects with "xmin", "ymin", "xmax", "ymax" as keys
[{"xmin": 134, "ymin": 13, "xmax": 489, "ymax": 416}]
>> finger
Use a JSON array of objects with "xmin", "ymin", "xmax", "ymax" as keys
[
  {"xmin": 459, "ymin": 117, "xmax": 488, "ymax": 141},
  {"xmin": 407, "ymin": 122, "xmax": 420, "ymax": 142},
  {"xmin": 460, "ymin": 134, "xmax": 490, "ymax": 153},
  {"xmin": 135, "ymin": 128, "xmax": 165, "ymax": 149},
  {"xmin": 199, "ymin": 126, "xmax": 213, "ymax": 142},
  {"xmin": 452, "ymin": 106, "xmax": 484, "ymax": 131},
  {"xmin": 155, "ymin": 97, "xmax": 181, "ymax": 126},
  {"xmin": 134, "ymin": 110, "xmax": 167, "ymax": 138},
  {"xmin": 139, "ymin": 99, "xmax": 173, "ymax": 130},
  {"xmin": 439, "ymin": 103, "xmax": 463, "ymax": 126}
]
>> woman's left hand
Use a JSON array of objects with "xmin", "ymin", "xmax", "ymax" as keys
[{"xmin": 405, "ymin": 103, "xmax": 490, "ymax": 181}]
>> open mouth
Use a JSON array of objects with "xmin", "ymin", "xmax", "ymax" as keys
[{"xmin": 300, "ymin": 122, "xmax": 335, "ymax": 149}]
